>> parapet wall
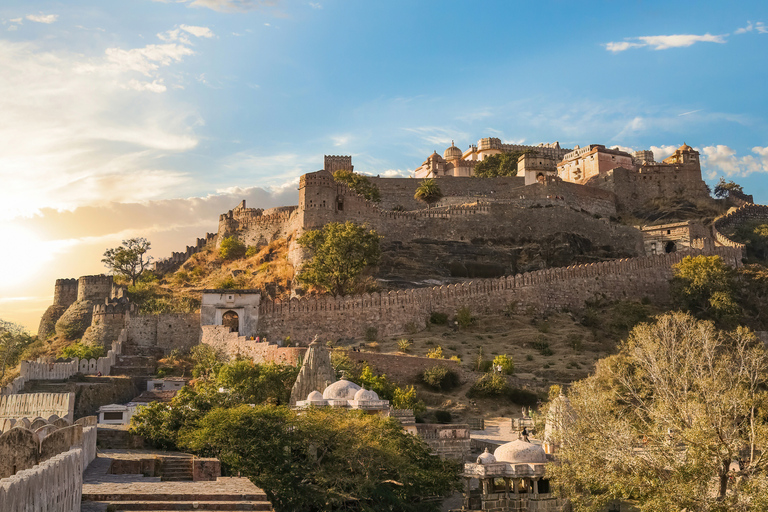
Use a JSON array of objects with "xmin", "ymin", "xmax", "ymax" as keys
[
  {"xmin": 201, "ymin": 325, "xmax": 305, "ymax": 365},
  {"xmin": 0, "ymin": 393, "xmax": 76, "ymax": 423},
  {"xmin": 258, "ymin": 246, "xmax": 742, "ymax": 341},
  {"xmin": 154, "ymin": 232, "xmax": 217, "ymax": 274},
  {"xmin": 0, "ymin": 446, "xmax": 83, "ymax": 512},
  {"xmin": 126, "ymin": 312, "xmax": 200, "ymax": 354},
  {"xmin": 77, "ymin": 275, "xmax": 114, "ymax": 302},
  {"xmin": 54, "ymin": 279, "xmax": 78, "ymax": 308},
  {"xmin": 713, "ymin": 203, "xmax": 768, "ymax": 249}
]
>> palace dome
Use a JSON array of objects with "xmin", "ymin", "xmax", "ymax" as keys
[
  {"xmin": 322, "ymin": 379, "xmax": 361, "ymax": 400},
  {"xmin": 493, "ymin": 439, "xmax": 547, "ymax": 464},
  {"xmin": 428, "ymin": 151, "xmax": 444, "ymax": 162},
  {"xmin": 306, "ymin": 390, "xmax": 325, "ymax": 402},
  {"xmin": 444, "ymin": 143, "xmax": 463, "ymax": 161},
  {"xmin": 678, "ymin": 143, "xmax": 693, "ymax": 152},
  {"xmin": 353, "ymin": 388, "xmax": 379, "ymax": 401},
  {"xmin": 476, "ymin": 448, "xmax": 497, "ymax": 465}
]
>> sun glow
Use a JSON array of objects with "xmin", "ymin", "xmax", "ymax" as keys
[{"xmin": 0, "ymin": 224, "xmax": 72, "ymax": 289}]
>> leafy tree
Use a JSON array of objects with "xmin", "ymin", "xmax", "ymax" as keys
[
  {"xmin": 671, "ymin": 255, "xmax": 739, "ymax": 324},
  {"xmin": 414, "ymin": 178, "xmax": 443, "ymax": 208},
  {"xmin": 190, "ymin": 344, "xmax": 224, "ymax": 379},
  {"xmin": 473, "ymin": 151, "xmax": 527, "ymax": 178},
  {"xmin": 391, "ymin": 385, "xmax": 426, "ymax": 415},
  {"xmin": 549, "ymin": 312, "xmax": 768, "ymax": 511},
  {"xmin": 0, "ymin": 320, "xmax": 34, "ymax": 382},
  {"xmin": 219, "ymin": 236, "xmax": 247, "ymax": 260},
  {"xmin": 180, "ymin": 405, "xmax": 461, "ymax": 512},
  {"xmin": 297, "ymin": 221, "xmax": 381, "ymax": 296},
  {"xmin": 333, "ymin": 170, "xmax": 381, "ymax": 202},
  {"xmin": 217, "ymin": 359, "xmax": 299, "ymax": 405},
  {"xmin": 713, "ymin": 177, "xmax": 744, "ymax": 198},
  {"xmin": 734, "ymin": 221, "xmax": 768, "ymax": 262},
  {"xmin": 59, "ymin": 342, "xmax": 105, "ymax": 361},
  {"xmin": 102, "ymin": 237, "xmax": 153, "ymax": 285}
]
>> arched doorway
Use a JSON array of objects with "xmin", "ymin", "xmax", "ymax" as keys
[{"xmin": 222, "ymin": 310, "xmax": 239, "ymax": 333}]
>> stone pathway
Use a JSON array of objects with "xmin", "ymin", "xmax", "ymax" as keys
[{"xmin": 81, "ymin": 452, "xmax": 271, "ymax": 511}]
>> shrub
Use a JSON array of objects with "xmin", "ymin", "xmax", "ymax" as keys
[
  {"xmin": 548, "ymin": 384, "xmax": 562, "ymax": 401},
  {"xmin": 367, "ymin": 342, "xmax": 380, "ymax": 352},
  {"xmin": 526, "ymin": 354, "xmax": 534, "ymax": 361},
  {"xmin": 434, "ymin": 410, "xmax": 452, "ymax": 424},
  {"xmin": 60, "ymin": 342, "xmax": 106, "ymax": 361},
  {"xmin": 449, "ymin": 355, "xmax": 461, "ymax": 363},
  {"xmin": 421, "ymin": 365, "xmax": 460, "ymax": 391},
  {"xmin": 455, "ymin": 307, "xmax": 475, "ymax": 328},
  {"xmin": 426, "ymin": 346, "xmax": 444, "ymax": 359},
  {"xmin": 467, "ymin": 373, "xmax": 509, "ymax": 398},
  {"xmin": 508, "ymin": 387, "xmax": 540, "ymax": 406},
  {"xmin": 219, "ymin": 236, "xmax": 247, "ymax": 260},
  {"xmin": 392, "ymin": 385, "xmax": 426, "ymax": 415},
  {"xmin": 492, "ymin": 354, "xmax": 514, "ymax": 375},
  {"xmin": 533, "ymin": 336, "xmax": 553, "ymax": 356},
  {"xmin": 429, "ymin": 312, "xmax": 448, "ymax": 325},
  {"xmin": 473, "ymin": 348, "xmax": 492, "ymax": 372},
  {"xmin": 214, "ymin": 275, "xmax": 239, "ymax": 290},
  {"xmin": 245, "ymin": 246, "xmax": 259, "ymax": 258},
  {"xmin": 397, "ymin": 339, "xmax": 412, "ymax": 353},
  {"xmin": 364, "ymin": 327, "xmax": 378, "ymax": 342}
]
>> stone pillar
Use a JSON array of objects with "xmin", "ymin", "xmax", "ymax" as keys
[
  {"xmin": 463, "ymin": 477, "xmax": 471, "ymax": 509},
  {"xmin": 533, "ymin": 478, "xmax": 539, "ymax": 496},
  {"xmin": 513, "ymin": 477, "xmax": 518, "ymax": 494}
]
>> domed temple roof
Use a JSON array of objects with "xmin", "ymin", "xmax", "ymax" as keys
[
  {"xmin": 353, "ymin": 388, "xmax": 379, "ymax": 401},
  {"xmin": 322, "ymin": 379, "xmax": 362, "ymax": 401},
  {"xmin": 493, "ymin": 439, "xmax": 547, "ymax": 464},
  {"xmin": 476, "ymin": 448, "xmax": 497, "ymax": 465},
  {"xmin": 444, "ymin": 142, "xmax": 463, "ymax": 160}
]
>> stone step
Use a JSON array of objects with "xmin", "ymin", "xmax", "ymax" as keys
[
  {"xmin": 107, "ymin": 501, "xmax": 271, "ymax": 511},
  {"xmin": 83, "ymin": 494, "xmax": 269, "ymax": 502}
]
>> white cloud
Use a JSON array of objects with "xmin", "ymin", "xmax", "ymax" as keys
[
  {"xmin": 152, "ymin": 0, "xmax": 279, "ymax": 12},
  {"xmin": 649, "ymin": 145, "xmax": 678, "ymax": 161},
  {"xmin": 26, "ymin": 14, "xmax": 58, "ymax": 24},
  {"xmin": 181, "ymin": 24, "xmax": 214, "ymax": 38},
  {"xmin": 9, "ymin": 18, "xmax": 22, "ymax": 23},
  {"xmin": 605, "ymin": 33, "xmax": 727, "ymax": 52},
  {"xmin": 700, "ymin": 145, "xmax": 768, "ymax": 177},
  {"xmin": 159, "ymin": 24, "xmax": 215, "ymax": 43},
  {"xmin": 8, "ymin": 24, "xmax": 18, "ymax": 31},
  {"xmin": 735, "ymin": 21, "xmax": 768, "ymax": 35},
  {"xmin": 104, "ymin": 43, "xmax": 194, "ymax": 76},
  {"xmin": 0, "ymin": 35, "xmax": 204, "ymax": 220},
  {"xmin": 309, "ymin": 2, "xmax": 322, "ymax": 9}
]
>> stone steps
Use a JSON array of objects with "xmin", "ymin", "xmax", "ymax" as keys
[
  {"xmin": 161, "ymin": 458, "xmax": 193, "ymax": 481},
  {"xmin": 83, "ymin": 494, "xmax": 269, "ymax": 502},
  {"xmin": 106, "ymin": 500, "xmax": 271, "ymax": 511}
]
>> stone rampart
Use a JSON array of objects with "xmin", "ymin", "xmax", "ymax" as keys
[
  {"xmin": 0, "ymin": 393, "xmax": 75, "ymax": 423},
  {"xmin": 0, "ymin": 447, "xmax": 83, "ymax": 512},
  {"xmin": 713, "ymin": 203, "xmax": 768, "ymax": 249},
  {"xmin": 415, "ymin": 424, "xmax": 471, "ymax": 460},
  {"xmin": 154, "ymin": 232, "xmax": 217, "ymax": 274},
  {"xmin": 201, "ymin": 325, "xmax": 305, "ymax": 365},
  {"xmin": 126, "ymin": 312, "xmax": 200, "ymax": 354},
  {"xmin": 258, "ymin": 246, "xmax": 742, "ymax": 341}
]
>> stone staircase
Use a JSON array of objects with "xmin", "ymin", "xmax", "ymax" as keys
[
  {"xmin": 85, "ymin": 494, "xmax": 272, "ymax": 511},
  {"xmin": 161, "ymin": 457, "xmax": 193, "ymax": 481}
]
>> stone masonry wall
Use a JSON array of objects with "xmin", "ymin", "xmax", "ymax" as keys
[
  {"xmin": 258, "ymin": 246, "xmax": 742, "ymax": 342},
  {"xmin": 201, "ymin": 325, "xmax": 305, "ymax": 365},
  {"xmin": 0, "ymin": 393, "xmax": 75, "ymax": 423},
  {"xmin": 126, "ymin": 312, "xmax": 201, "ymax": 354},
  {"xmin": 713, "ymin": 203, "xmax": 768, "ymax": 249},
  {"xmin": 0, "ymin": 447, "xmax": 83, "ymax": 512}
]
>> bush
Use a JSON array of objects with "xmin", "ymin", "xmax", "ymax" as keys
[
  {"xmin": 426, "ymin": 346, "xmax": 444, "ymax": 359},
  {"xmin": 492, "ymin": 354, "xmax": 514, "ymax": 375},
  {"xmin": 508, "ymin": 387, "xmax": 539, "ymax": 407},
  {"xmin": 548, "ymin": 384, "xmax": 562, "ymax": 401},
  {"xmin": 59, "ymin": 342, "xmax": 105, "ymax": 361},
  {"xmin": 455, "ymin": 307, "xmax": 475, "ymax": 328},
  {"xmin": 526, "ymin": 354, "xmax": 534, "ymax": 361},
  {"xmin": 421, "ymin": 365, "xmax": 460, "ymax": 391},
  {"xmin": 533, "ymin": 336, "xmax": 553, "ymax": 356},
  {"xmin": 467, "ymin": 373, "xmax": 509, "ymax": 398},
  {"xmin": 219, "ymin": 236, "xmax": 247, "ymax": 260},
  {"xmin": 245, "ymin": 246, "xmax": 259, "ymax": 258},
  {"xmin": 364, "ymin": 327, "xmax": 378, "ymax": 342},
  {"xmin": 449, "ymin": 355, "xmax": 461, "ymax": 363},
  {"xmin": 429, "ymin": 312, "xmax": 448, "ymax": 325},
  {"xmin": 434, "ymin": 410, "xmax": 452, "ymax": 424},
  {"xmin": 397, "ymin": 339, "xmax": 412, "ymax": 353},
  {"xmin": 214, "ymin": 275, "xmax": 239, "ymax": 290},
  {"xmin": 392, "ymin": 385, "xmax": 426, "ymax": 415}
]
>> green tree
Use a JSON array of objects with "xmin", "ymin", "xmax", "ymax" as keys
[
  {"xmin": 333, "ymin": 170, "xmax": 381, "ymax": 202},
  {"xmin": 102, "ymin": 237, "xmax": 153, "ymax": 285},
  {"xmin": 190, "ymin": 344, "xmax": 224, "ymax": 380},
  {"xmin": 671, "ymin": 255, "xmax": 739, "ymax": 323},
  {"xmin": 414, "ymin": 178, "xmax": 443, "ymax": 209},
  {"xmin": 297, "ymin": 221, "xmax": 381, "ymax": 296},
  {"xmin": 217, "ymin": 359, "xmax": 299, "ymax": 405},
  {"xmin": 492, "ymin": 354, "xmax": 514, "ymax": 374},
  {"xmin": 180, "ymin": 405, "xmax": 461, "ymax": 512},
  {"xmin": 713, "ymin": 177, "xmax": 744, "ymax": 198},
  {"xmin": 549, "ymin": 312, "xmax": 768, "ymax": 512},
  {"xmin": 59, "ymin": 342, "xmax": 105, "ymax": 361},
  {"xmin": 472, "ymin": 151, "xmax": 527, "ymax": 178},
  {"xmin": 734, "ymin": 221, "xmax": 768, "ymax": 261},
  {"xmin": 219, "ymin": 236, "xmax": 247, "ymax": 260},
  {"xmin": 0, "ymin": 320, "xmax": 34, "ymax": 382}
]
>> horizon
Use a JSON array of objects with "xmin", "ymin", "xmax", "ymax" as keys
[{"xmin": 1, "ymin": 0, "xmax": 767, "ymax": 332}]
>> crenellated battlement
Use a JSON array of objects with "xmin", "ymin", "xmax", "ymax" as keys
[
  {"xmin": 712, "ymin": 203, "xmax": 768, "ymax": 250},
  {"xmin": 92, "ymin": 301, "xmax": 136, "ymax": 317},
  {"xmin": 53, "ymin": 278, "xmax": 78, "ymax": 308},
  {"xmin": 154, "ymin": 232, "xmax": 217, "ymax": 274},
  {"xmin": 77, "ymin": 275, "xmax": 113, "ymax": 302}
]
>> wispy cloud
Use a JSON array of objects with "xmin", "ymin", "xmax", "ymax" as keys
[
  {"xmin": 26, "ymin": 14, "xmax": 58, "ymax": 24},
  {"xmin": 735, "ymin": 21, "xmax": 768, "ymax": 35},
  {"xmin": 678, "ymin": 109, "xmax": 702, "ymax": 117},
  {"xmin": 152, "ymin": 0, "xmax": 279, "ymax": 12},
  {"xmin": 605, "ymin": 33, "xmax": 727, "ymax": 52},
  {"xmin": 159, "ymin": 24, "xmax": 215, "ymax": 43},
  {"xmin": 309, "ymin": 2, "xmax": 322, "ymax": 9}
]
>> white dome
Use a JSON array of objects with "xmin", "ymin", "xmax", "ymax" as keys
[
  {"xmin": 306, "ymin": 390, "xmax": 324, "ymax": 402},
  {"xmin": 494, "ymin": 439, "xmax": 547, "ymax": 464},
  {"xmin": 322, "ymin": 379, "xmax": 361, "ymax": 400},
  {"xmin": 353, "ymin": 388, "xmax": 379, "ymax": 401},
  {"xmin": 476, "ymin": 448, "xmax": 496, "ymax": 464}
]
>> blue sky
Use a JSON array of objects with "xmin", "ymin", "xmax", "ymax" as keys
[{"xmin": 1, "ymin": 0, "xmax": 767, "ymax": 330}]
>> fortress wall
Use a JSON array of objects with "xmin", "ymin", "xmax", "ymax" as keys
[
  {"xmin": 155, "ymin": 233, "xmax": 217, "ymax": 274},
  {"xmin": 591, "ymin": 167, "xmax": 710, "ymax": 211},
  {"xmin": 218, "ymin": 208, "xmax": 303, "ymax": 248},
  {"xmin": 54, "ymin": 279, "xmax": 78, "ymax": 308},
  {"xmin": 126, "ymin": 312, "xmax": 200, "ymax": 354},
  {"xmin": 0, "ymin": 447, "xmax": 83, "ymax": 512},
  {"xmin": 201, "ymin": 325, "xmax": 305, "ymax": 365},
  {"xmin": 0, "ymin": 393, "xmax": 75, "ymax": 423},
  {"xmin": 77, "ymin": 275, "xmax": 113, "ymax": 302},
  {"xmin": 712, "ymin": 203, "xmax": 768, "ymax": 249},
  {"xmin": 258, "ymin": 246, "xmax": 742, "ymax": 342}
]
